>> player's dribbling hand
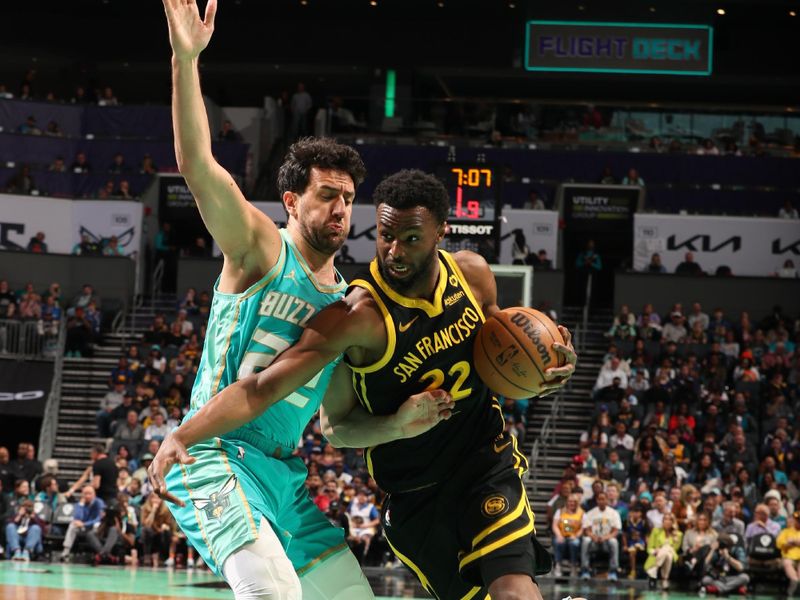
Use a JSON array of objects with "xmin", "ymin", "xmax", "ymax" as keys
[
  {"xmin": 395, "ymin": 388, "xmax": 455, "ymax": 439},
  {"xmin": 539, "ymin": 325, "xmax": 577, "ymax": 396},
  {"xmin": 147, "ymin": 432, "xmax": 196, "ymax": 507},
  {"xmin": 163, "ymin": 0, "xmax": 218, "ymax": 61}
]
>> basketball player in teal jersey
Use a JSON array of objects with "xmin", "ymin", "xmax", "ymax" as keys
[
  {"xmin": 159, "ymin": 2, "xmax": 454, "ymax": 599},
  {"xmin": 150, "ymin": 170, "xmax": 578, "ymax": 600}
]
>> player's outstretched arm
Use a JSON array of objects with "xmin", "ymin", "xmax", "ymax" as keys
[
  {"xmin": 321, "ymin": 363, "xmax": 454, "ymax": 448},
  {"xmin": 164, "ymin": 0, "xmax": 281, "ymax": 268},
  {"xmin": 148, "ymin": 299, "xmax": 365, "ymax": 502}
]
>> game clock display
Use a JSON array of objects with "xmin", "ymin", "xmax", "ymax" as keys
[{"xmin": 443, "ymin": 166, "xmax": 498, "ymax": 223}]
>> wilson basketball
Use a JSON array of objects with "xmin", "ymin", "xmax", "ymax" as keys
[{"xmin": 473, "ymin": 307, "xmax": 565, "ymax": 399}]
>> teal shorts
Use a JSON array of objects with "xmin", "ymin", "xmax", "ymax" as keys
[{"xmin": 165, "ymin": 436, "xmax": 347, "ymax": 577}]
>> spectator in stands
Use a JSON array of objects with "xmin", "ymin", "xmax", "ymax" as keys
[
  {"xmin": 97, "ymin": 180, "xmax": 116, "ymax": 199},
  {"xmin": 622, "ymin": 168, "xmax": 645, "ymax": 187},
  {"xmin": 599, "ymin": 166, "xmax": 616, "ymax": 185},
  {"xmin": 699, "ymin": 533, "xmax": 749, "ymax": 596},
  {"xmin": 575, "ymin": 239, "xmax": 603, "ymax": 276},
  {"xmin": 552, "ymin": 492, "xmax": 583, "ymax": 577},
  {"xmin": 103, "ymin": 236, "xmax": 125, "ymax": 257},
  {"xmin": 687, "ymin": 302, "xmax": 710, "ymax": 331},
  {"xmin": 646, "ymin": 253, "xmax": 667, "ymax": 274},
  {"xmin": 644, "ymin": 511, "xmax": 681, "ymax": 590},
  {"xmin": 86, "ymin": 502, "xmax": 125, "ymax": 565},
  {"xmin": 60, "ymin": 485, "xmax": 105, "ymax": 561},
  {"xmin": 140, "ymin": 154, "xmax": 158, "ymax": 175},
  {"xmin": 108, "ymin": 153, "xmax": 129, "ymax": 174},
  {"xmin": 144, "ymin": 412, "xmax": 170, "ymax": 442},
  {"xmin": 689, "ymin": 454, "xmax": 722, "ymax": 487},
  {"xmin": 70, "ymin": 85, "xmax": 88, "ymax": 104},
  {"xmin": 218, "ymin": 119, "xmax": 241, "ymax": 142},
  {"xmin": 115, "ymin": 180, "xmax": 133, "ymax": 200},
  {"xmin": 44, "ymin": 121, "xmax": 63, "ymax": 137},
  {"xmin": 647, "ymin": 491, "xmax": 669, "ymax": 530},
  {"xmin": 594, "ymin": 357, "xmax": 628, "ymax": 392},
  {"xmin": 5, "ymin": 164, "xmax": 35, "ymax": 194},
  {"xmin": 70, "ymin": 151, "xmax": 91, "ymax": 174},
  {"xmin": 185, "ymin": 236, "xmax": 210, "ymax": 258},
  {"xmin": 662, "ymin": 312, "xmax": 688, "ymax": 344},
  {"xmin": 17, "ymin": 115, "xmax": 42, "ymax": 135},
  {"xmin": 683, "ymin": 511, "xmax": 718, "ymax": 576},
  {"xmin": 580, "ymin": 490, "xmax": 621, "ymax": 581},
  {"xmin": 511, "ymin": 230, "xmax": 530, "ymax": 265},
  {"xmin": 714, "ymin": 501, "xmax": 747, "ymax": 561},
  {"xmin": 19, "ymin": 289, "xmax": 42, "ymax": 320},
  {"xmin": 97, "ymin": 376, "xmax": 127, "ymax": 437},
  {"xmin": 69, "ymin": 284, "xmax": 100, "ymax": 315},
  {"xmin": 623, "ymin": 503, "xmax": 648, "ymax": 579},
  {"xmin": 5, "ymin": 499, "xmax": 44, "ymax": 561},
  {"xmin": 524, "ymin": 190, "xmax": 546, "ymax": 210},
  {"xmin": 48, "ymin": 156, "xmax": 67, "ymax": 173},
  {"xmin": 12, "ymin": 442, "xmax": 42, "ymax": 485},
  {"xmin": 696, "ymin": 139, "xmax": 720, "ymax": 156},
  {"xmin": 765, "ymin": 489, "xmax": 789, "ymax": 527},
  {"xmin": 139, "ymin": 397, "xmax": 168, "ymax": 428},
  {"xmin": 609, "ymin": 422, "xmax": 635, "ymax": 453},
  {"xmin": 90, "ymin": 444, "xmax": 119, "ymax": 505},
  {"xmin": 72, "ymin": 233, "xmax": 100, "ymax": 256},
  {"xmin": 98, "ymin": 86, "xmax": 119, "ymax": 106},
  {"xmin": 779, "ymin": 199, "xmax": 799, "ymax": 219},
  {"xmin": 675, "ymin": 251, "xmax": 704, "ymax": 276},
  {"xmin": 140, "ymin": 493, "xmax": 175, "ymax": 567},
  {"xmin": 0, "ymin": 281, "xmax": 16, "ymax": 315},
  {"xmin": 533, "ymin": 249, "xmax": 553, "ymax": 270},
  {"xmin": 778, "ymin": 511, "xmax": 800, "ymax": 597}
]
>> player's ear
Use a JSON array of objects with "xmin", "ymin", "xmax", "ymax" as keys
[
  {"xmin": 283, "ymin": 191, "xmax": 299, "ymax": 219},
  {"xmin": 436, "ymin": 222, "xmax": 447, "ymax": 243}
]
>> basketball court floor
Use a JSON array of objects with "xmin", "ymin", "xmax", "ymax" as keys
[{"xmin": 0, "ymin": 562, "xmax": 787, "ymax": 600}]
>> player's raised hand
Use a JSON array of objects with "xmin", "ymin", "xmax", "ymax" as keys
[
  {"xmin": 539, "ymin": 324, "xmax": 577, "ymax": 396},
  {"xmin": 163, "ymin": 0, "xmax": 218, "ymax": 61},
  {"xmin": 395, "ymin": 388, "xmax": 455, "ymax": 439},
  {"xmin": 147, "ymin": 431, "xmax": 196, "ymax": 506}
]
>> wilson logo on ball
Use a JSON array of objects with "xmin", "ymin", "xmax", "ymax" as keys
[{"xmin": 509, "ymin": 313, "xmax": 552, "ymax": 366}]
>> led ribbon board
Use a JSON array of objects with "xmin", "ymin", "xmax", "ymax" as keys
[{"xmin": 525, "ymin": 21, "xmax": 713, "ymax": 76}]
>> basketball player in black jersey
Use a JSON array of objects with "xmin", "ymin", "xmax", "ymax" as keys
[{"xmin": 151, "ymin": 170, "xmax": 577, "ymax": 600}]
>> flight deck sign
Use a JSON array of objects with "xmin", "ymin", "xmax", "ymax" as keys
[{"xmin": 525, "ymin": 21, "xmax": 713, "ymax": 76}]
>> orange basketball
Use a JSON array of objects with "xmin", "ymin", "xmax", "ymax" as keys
[{"xmin": 473, "ymin": 307, "xmax": 565, "ymax": 399}]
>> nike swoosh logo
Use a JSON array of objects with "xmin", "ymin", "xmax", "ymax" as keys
[
  {"xmin": 398, "ymin": 316, "xmax": 419, "ymax": 333},
  {"xmin": 493, "ymin": 440, "xmax": 512, "ymax": 454}
]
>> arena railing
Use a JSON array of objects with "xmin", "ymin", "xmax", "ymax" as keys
[
  {"xmin": 0, "ymin": 319, "xmax": 62, "ymax": 359},
  {"xmin": 37, "ymin": 319, "xmax": 66, "ymax": 462}
]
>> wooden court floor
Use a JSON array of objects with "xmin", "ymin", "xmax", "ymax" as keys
[{"xmin": 0, "ymin": 562, "xmax": 790, "ymax": 600}]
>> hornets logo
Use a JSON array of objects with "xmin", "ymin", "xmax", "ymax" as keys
[{"xmin": 191, "ymin": 474, "xmax": 238, "ymax": 520}]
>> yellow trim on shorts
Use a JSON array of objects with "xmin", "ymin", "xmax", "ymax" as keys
[
  {"xmin": 366, "ymin": 447, "xmax": 375, "ymax": 481},
  {"xmin": 511, "ymin": 434, "xmax": 529, "ymax": 477},
  {"xmin": 459, "ymin": 487, "xmax": 535, "ymax": 571},
  {"xmin": 347, "ymin": 279, "xmax": 396, "ymax": 374},
  {"xmin": 216, "ymin": 438, "xmax": 259, "ymax": 539},
  {"xmin": 385, "ymin": 535, "xmax": 438, "ymax": 598},
  {"xmin": 460, "ymin": 587, "xmax": 483, "ymax": 600},
  {"xmin": 369, "ymin": 256, "xmax": 447, "ymax": 317},
  {"xmin": 296, "ymin": 541, "xmax": 349, "ymax": 576},
  {"xmin": 471, "ymin": 488, "xmax": 527, "ymax": 549},
  {"xmin": 179, "ymin": 462, "xmax": 221, "ymax": 568},
  {"xmin": 441, "ymin": 251, "xmax": 486, "ymax": 322}
]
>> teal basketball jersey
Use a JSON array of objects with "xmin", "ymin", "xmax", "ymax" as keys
[{"xmin": 184, "ymin": 229, "xmax": 346, "ymax": 454}]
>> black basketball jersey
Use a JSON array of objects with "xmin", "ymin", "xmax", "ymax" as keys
[{"xmin": 345, "ymin": 250, "xmax": 504, "ymax": 493}]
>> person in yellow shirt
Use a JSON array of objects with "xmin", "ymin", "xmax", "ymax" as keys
[
  {"xmin": 552, "ymin": 493, "xmax": 584, "ymax": 578},
  {"xmin": 777, "ymin": 512, "xmax": 800, "ymax": 597},
  {"xmin": 644, "ymin": 512, "xmax": 683, "ymax": 591}
]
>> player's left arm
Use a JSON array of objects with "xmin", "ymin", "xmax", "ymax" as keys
[
  {"xmin": 320, "ymin": 362, "xmax": 454, "ymax": 448},
  {"xmin": 453, "ymin": 250, "xmax": 577, "ymax": 394}
]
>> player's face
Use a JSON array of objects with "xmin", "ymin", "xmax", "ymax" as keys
[
  {"xmin": 375, "ymin": 204, "xmax": 445, "ymax": 294},
  {"xmin": 289, "ymin": 168, "xmax": 355, "ymax": 256}
]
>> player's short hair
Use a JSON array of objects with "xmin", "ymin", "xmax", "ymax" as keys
[
  {"xmin": 278, "ymin": 137, "xmax": 366, "ymax": 195},
  {"xmin": 372, "ymin": 169, "xmax": 450, "ymax": 224}
]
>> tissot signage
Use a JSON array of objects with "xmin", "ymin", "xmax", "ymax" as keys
[{"xmin": 525, "ymin": 21, "xmax": 713, "ymax": 76}]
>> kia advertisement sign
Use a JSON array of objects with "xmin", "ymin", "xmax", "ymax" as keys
[
  {"xmin": 634, "ymin": 214, "xmax": 800, "ymax": 276},
  {"xmin": 0, "ymin": 359, "xmax": 53, "ymax": 417}
]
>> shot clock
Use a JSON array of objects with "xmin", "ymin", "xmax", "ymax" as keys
[{"xmin": 435, "ymin": 163, "xmax": 502, "ymax": 258}]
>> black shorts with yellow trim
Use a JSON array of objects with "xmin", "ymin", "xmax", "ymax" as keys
[{"xmin": 381, "ymin": 431, "xmax": 552, "ymax": 600}]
